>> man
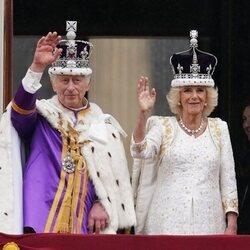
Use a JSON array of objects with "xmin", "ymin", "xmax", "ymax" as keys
[
  {"xmin": 237, "ymin": 103, "xmax": 250, "ymax": 234},
  {"xmin": 9, "ymin": 21, "xmax": 136, "ymax": 234}
]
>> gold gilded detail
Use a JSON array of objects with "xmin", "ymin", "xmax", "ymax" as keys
[
  {"xmin": 11, "ymin": 100, "xmax": 36, "ymax": 115},
  {"xmin": 136, "ymin": 140, "xmax": 147, "ymax": 153},
  {"xmin": 223, "ymin": 198, "xmax": 238, "ymax": 212},
  {"xmin": 159, "ymin": 117, "xmax": 173, "ymax": 158},
  {"xmin": 209, "ymin": 118, "xmax": 221, "ymax": 150},
  {"xmin": 3, "ymin": 242, "xmax": 20, "ymax": 250}
]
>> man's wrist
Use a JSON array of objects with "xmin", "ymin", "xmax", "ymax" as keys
[
  {"xmin": 30, "ymin": 63, "xmax": 46, "ymax": 73},
  {"xmin": 22, "ymin": 68, "xmax": 43, "ymax": 94}
]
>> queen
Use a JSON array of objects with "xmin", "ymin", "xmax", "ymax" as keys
[{"xmin": 131, "ymin": 30, "xmax": 238, "ymax": 235}]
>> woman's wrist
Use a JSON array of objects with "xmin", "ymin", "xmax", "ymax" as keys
[{"xmin": 226, "ymin": 212, "xmax": 237, "ymax": 228}]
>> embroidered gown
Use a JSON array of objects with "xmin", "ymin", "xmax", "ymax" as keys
[{"xmin": 131, "ymin": 116, "xmax": 238, "ymax": 235}]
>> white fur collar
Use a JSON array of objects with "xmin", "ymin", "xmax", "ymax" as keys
[{"xmin": 36, "ymin": 96, "xmax": 127, "ymax": 145}]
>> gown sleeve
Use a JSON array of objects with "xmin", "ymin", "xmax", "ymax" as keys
[
  {"xmin": 130, "ymin": 116, "xmax": 164, "ymax": 159},
  {"xmin": 219, "ymin": 121, "xmax": 239, "ymax": 215}
]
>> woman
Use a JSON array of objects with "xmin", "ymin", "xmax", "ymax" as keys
[{"xmin": 131, "ymin": 30, "xmax": 238, "ymax": 235}]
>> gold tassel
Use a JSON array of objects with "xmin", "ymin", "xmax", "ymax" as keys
[
  {"xmin": 45, "ymin": 115, "xmax": 69, "ymax": 233},
  {"xmin": 45, "ymin": 118, "xmax": 90, "ymax": 233},
  {"xmin": 55, "ymin": 123, "xmax": 83, "ymax": 233},
  {"xmin": 54, "ymin": 124, "xmax": 76, "ymax": 233},
  {"xmin": 56, "ymin": 193, "xmax": 73, "ymax": 233},
  {"xmin": 48, "ymin": 118, "xmax": 74, "ymax": 233}
]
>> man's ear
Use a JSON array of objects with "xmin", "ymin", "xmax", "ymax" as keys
[
  {"xmin": 50, "ymin": 77, "xmax": 57, "ymax": 93},
  {"xmin": 51, "ymin": 82, "xmax": 57, "ymax": 93},
  {"xmin": 87, "ymin": 81, "xmax": 91, "ymax": 91},
  {"xmin": 86, "ymin": 76, "xmax": 91, "ymax": 91}
]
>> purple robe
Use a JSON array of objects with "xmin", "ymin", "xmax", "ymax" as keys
[{"xmin": 11, "ymin": 84, "xmax": 96, "ymax": 233}]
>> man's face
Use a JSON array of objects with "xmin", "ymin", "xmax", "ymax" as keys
[
  {"xmin": 243, "ymin": 106, "xmax": 250, "ymax": 141},
  {"xmin": 52, "ymin": 75, "xmax": 90, "ymax": 109}
]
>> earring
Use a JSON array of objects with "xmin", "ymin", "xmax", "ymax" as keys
[
  {"xmin": 178, "ymin": 102, "xmax": 181, "ymax": 106},
  {"xmin": 204, "ymin": 103, "xmax": 208, "ymax": 107}
]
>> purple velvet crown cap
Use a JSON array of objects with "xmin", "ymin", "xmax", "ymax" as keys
[
  {"xmin": 48, "ymin": 21, "xmax": 93, "ymax": 76},
  {"xmin": 170, "ymin": 30, "xmax": 217, "ymax": 87}
]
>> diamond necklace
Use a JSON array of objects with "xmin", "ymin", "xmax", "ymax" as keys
[{"xmin": 179, "ymin": 118, "xmax": 204, "ymax": 137}]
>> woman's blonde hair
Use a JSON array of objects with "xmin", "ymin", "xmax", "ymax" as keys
[{"xmin": 166, "ymin": 86, "xmax": 218, "ymax": 117}]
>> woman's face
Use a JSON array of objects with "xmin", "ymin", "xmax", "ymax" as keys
[
  {"xmin": 180, "ymin": 86, "xmax": 207, "ymax": 117},
  {"xmin": 243, "ymin": 106, "xmax": 250, "ymax": 141}
]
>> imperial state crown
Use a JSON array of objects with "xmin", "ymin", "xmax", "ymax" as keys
[{"xmin": 48, "ymin": 21, "xmax": 93, "ymax": 76}]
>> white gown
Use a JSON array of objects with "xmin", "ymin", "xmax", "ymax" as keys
[{"xmin": 131, "ymin": 116, "xmax": 238, "ymax": 235}]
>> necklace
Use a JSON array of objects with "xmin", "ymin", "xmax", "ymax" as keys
[{"xmin": 179, "ymin": 118, "xmax": 204, "ymax": 137}]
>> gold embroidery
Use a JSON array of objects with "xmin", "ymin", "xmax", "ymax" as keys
[
  {"xmin": 78, "ymin": 140, "xmax": 91, "ymax": 147},
  {"xmin": 223, "ymin": 199, "xmax": 238, "ymax": 212},
  {"xmin": 159, "ymin": 117, "xmax": 173, "ymax": 158},
  {"xmin": 209, "ymin": 118, "xmax": 221, "ymax": 150},
  {"xmin": 11, "ymin": 100, "xmax": 36, "ymax": 115},
  {"xmin": 77, "ymin": 162, "xmax": 89, "ymax": 232},
  {"xmin": 136, "ymin": 140, "xmax": 147, "ymax": 153},
  {"xmin": 77, "ymin": 106, "xmax": 91, "ymax": 118}
]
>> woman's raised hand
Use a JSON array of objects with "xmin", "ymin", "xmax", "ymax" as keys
[{"xmin": 137, "ymin": 76, "xmax": 156, "ymax": 113}]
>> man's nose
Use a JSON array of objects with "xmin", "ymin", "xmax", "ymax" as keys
[
  {"xmin": 67, "ymin": 80, "xmax": 75, "ymax": 90},
  {"xmin": 246, "ymin": 119, "xmax": 250, "ymax": 126}
]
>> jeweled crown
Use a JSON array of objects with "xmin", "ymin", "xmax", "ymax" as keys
[
  {"xmin": 170, "ymin": 30, "xmax": 217, "ymax": 87},
  {"xmin": 48, "ymin": 21, "xmax": 93, "ymax": 76}
]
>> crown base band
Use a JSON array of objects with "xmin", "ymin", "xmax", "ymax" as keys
[
  {"xmin": 171, "ymin": 78, "xmax": 214, "ymax": 87},
  {"xmin": 48, "ymin": 67, "xmax": 92, "ymax": 76}
]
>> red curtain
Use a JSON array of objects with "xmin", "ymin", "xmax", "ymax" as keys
[{"xmin": 1, "ymin": 233, "xmax": 250, "ymax": 250}]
